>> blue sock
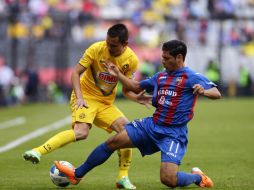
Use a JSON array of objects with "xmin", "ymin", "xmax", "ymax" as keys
[
  {"xmin": 74, "ymin": 143, "xmax": 114, "ymax": 178},
  {"xmin": 176, "ymin": 172, "xmax": 202, "ymax": 187}
]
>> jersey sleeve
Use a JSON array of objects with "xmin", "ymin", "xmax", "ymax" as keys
[
  {"xmin": 140, "ymin": 73, "xmax": 158, "ymax": 92},
  {"xmin": 189, "ymin": 72, "xmax": 217, "ymax": 90},
  {"xmin": 79, "ymin": 43, "xmax": 97, "ymax": 68}
]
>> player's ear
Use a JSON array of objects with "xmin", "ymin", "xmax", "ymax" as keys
[
  {"xmin": 122, "ymin": 41, "xmax": 128, "ymax": 47},
  {"xmin": 176, "ymin": 54, "xmax": 183, "ymax": 61}
]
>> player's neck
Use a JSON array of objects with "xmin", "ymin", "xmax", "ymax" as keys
[{"xmin": 167, "ymin": 63, "xmax": 185, "ymax": 73}]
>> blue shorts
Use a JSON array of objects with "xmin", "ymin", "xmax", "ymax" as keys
[{"xmin": 125, "ymin": 117, "xmax": 188, "ymax": 165}]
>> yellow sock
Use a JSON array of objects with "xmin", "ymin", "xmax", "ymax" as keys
[
  {"xmin": 33, "ymin": 130, "xmax": 76, "ymax": 155},
  {"xmin": 117, "ymin": 148, "xmax": 132, "ymax": 180}
]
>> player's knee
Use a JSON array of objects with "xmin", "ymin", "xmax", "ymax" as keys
[
  {"xmin": 74, "ymin": 123, "xmax": 90, "ymax": 140},
  {"xmin": 105, "ymin": 136, "xmax": 121, "ymax": 150},
  {"xmin": 160, "ymin": 174, "xmax": 177, "ymax": 188},
  {"xmin": 111, "ymin": 117, "xmax": 129, "ymax": 133},
  {"xmin": 74, "ymin": 129, "xmax": 89, "ymax": 140}
]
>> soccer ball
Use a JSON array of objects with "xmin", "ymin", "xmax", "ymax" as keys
[{"xmin": 49, "ymin": 161, "xmax": 74, "ymax": 187}]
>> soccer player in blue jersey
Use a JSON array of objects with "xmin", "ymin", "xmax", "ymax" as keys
[{"xmin": 54, "ymin": 40, "xmax": 221, "ymax": 188}]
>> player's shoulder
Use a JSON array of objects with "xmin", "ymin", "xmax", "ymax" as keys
[
  {"xmin": 151, "ymin": 70, "xmax": 166, "ymax": 80},
  {"xmin": 126, "ymin": 46, "xmax": 137, "ymax": 55},
  {"xmin": 184, "ymin": 67, "xmax": 201, "ymax": 77},
  {"xmin": 125, "ymin": 46, "xmax": 138, "ymax": 60},
  {"xmin": 84, "ymin": 41, "xmax": 106, "ymax": 56},
  {"xmin": 185, "ymin": 67, "xmax": 207, "ymax": 83}
]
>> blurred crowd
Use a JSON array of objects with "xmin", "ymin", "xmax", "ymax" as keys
[
  {"xmin": 1, "ymin": 0, "xmax": 254, "ymax": 45},
  {"xmin": 0, "ymin": 0, "xmax": 254, "ymax": 106}
]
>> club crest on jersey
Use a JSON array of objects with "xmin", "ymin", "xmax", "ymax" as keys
[
  {"xmin": 79, "ymin": 113, "xmax": 85, "ymax": 119},
  {"xmin": 99, "ymin": 59, "xmax": 107, "ymax": 64},
  {"xmin": 122, "ymin": 64, "xmax": 129, "ymax": 72},
  {"xmin": 99, "ymin": 72, "xmax": 117, "ymax": 84},
  {"xmin": 175, "ymin": 77, "xmax": 183, "ymax": 85}
]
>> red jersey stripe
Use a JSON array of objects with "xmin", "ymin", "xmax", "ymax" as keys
[
  {"xmin": 153, "ymin": 73, "xmax": 175, "ymax": 124},
  {"xmin": 164, "ymin": 73, "xmax": 188, "ymax": 125}
]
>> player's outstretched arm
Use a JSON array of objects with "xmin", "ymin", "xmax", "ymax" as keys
[
  {"xmin": 193, "ymin": 84, "xmax": 221, "ymax": 100},
  {"xmin": 104, "ymin": 61, "xmax": 143, "ymax": 93},
  {"xmin": 203, "ymin": 87, "xmax": 221, "ymax": 99},
  {"xmin": 123, "ymin": 88, "xmax": 152, "ymax": 108}
]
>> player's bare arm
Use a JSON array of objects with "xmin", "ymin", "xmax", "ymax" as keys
[
  {"xmin": 104, "ymin": 61, "xmax": 143, "ymax": 93},
  {"xmin": 136, "ymin": 90, "xmax": 152, "ymax": 105},
  {"xmin": 71, "ymin": 64, "xmax": 89, "ymax": 109},
  {"xmin": 123, "ymin": 87, "xmax": 152, "ymax": 108},
  {"xmin": 104, "ymin": 60, "xmax": 151, "ymax": 107},
  {"xmin": 193, "ymin": 84, "xmax": 221, "ymax": 99}
]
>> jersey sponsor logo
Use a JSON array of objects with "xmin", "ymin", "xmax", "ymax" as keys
[
  {"xmin": 98, "ymin": 72, "xmax": 117, "ymax": 84},
  {"xmin": 158, "ymin": 96, "xmax": 172, "ymax": 106},
  {"xmin": 158, "ymin": 89, "xmax": 177, "ymax": 96}
]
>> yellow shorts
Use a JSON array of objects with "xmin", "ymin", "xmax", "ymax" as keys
[{"xmin": 70, "ymin": 93, "xmax": 125, "ymax": 133}]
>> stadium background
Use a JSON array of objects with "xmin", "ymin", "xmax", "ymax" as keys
[{"xmin": 0, "ymin": 0, "xmax": 254, "ymax": 106}]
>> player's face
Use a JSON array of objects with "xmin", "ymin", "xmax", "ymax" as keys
[
  {"xmin": 106, "ymin": 36, "xmax": 127, "ymax": 57},
  {"xmin": 161, "ymin": 51, "xmax": 178, "ymax": 71}
]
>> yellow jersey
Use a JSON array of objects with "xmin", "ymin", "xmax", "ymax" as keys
[{"xmin": 79, "ymin": 41, "xmax": 138, "ymax": 105}]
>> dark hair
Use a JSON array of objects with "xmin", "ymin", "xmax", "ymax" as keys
[
  {"xmin": 162, "ymin": 40, "xmax": 187, "ymax": 61},
  {"xmin": 107, "ymin": 23, "xmax": 128, "ymax": 44}
]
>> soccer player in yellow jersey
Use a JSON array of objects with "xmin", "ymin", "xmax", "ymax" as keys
[{"xmin": 23, "ymin": 23, "xmax": 148, "ymax": 189}]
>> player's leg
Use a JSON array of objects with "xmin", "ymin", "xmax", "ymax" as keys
[
  {"xmin": 23, "ymin": 129, "xmax": 77, "ymax": 164},
  {"xmin": 37, "ymin": 122, "xmax": 91, "ymax": 152},
  {"xmin": 110, "ymin": 117, "xmax": 135, "ymax": 189},
  {"xmin": 55, "ymin": 117, "xmax": 155, "ymax": 187},
  {"xmin": 110, "ymin": 117, "xmax": 133, "ymax": 185},
  {"xmin": 160, "ymin": 162, "xmax": 178, "ymax": 187},
  {"xmin": 94, "ymin": 105, "xmax": 135, "ymax": 189},
  {"xmin": 160, "ymin": 162, "xmax": 213, "ymax": 188},
  {"xmin": 159, "ymin": 129, "xmax": 198, "ymax": 187},
  {"xmin": 23, "ymin": 96, "xmax": 96, "ymax": 164},
  {"xmin": 160, "ymin": 162, "xmax": 202, "ymax": 187},
  {"xmin": 159, "ymin": 131, "xmax": 213, "ymax": 188},
  {"xmin": 23, "ymin": 123, "xmax": 91, "ymax": 164},
  {"xmin": 55, "ymin": 129, "xmax": 134, "ymax": 184}
]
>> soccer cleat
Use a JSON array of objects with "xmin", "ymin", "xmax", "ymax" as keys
[
  {"xmin": 116, "ymin": 176, "xmax": 136, "ymax": 189},
  {"xmin": 54, "ymin": 161, "xmax": 81, "ymax": 185},
  {"xmin": 23, "ymin": 150, "xmax": 41, "ymax": 164},
  {"xmin": 191, "ymin": 167, "xmax": 214, "ymax": 188}
]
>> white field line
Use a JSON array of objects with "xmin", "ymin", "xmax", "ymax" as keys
[
  {"xmin": 0, "ymin": 117, "xmax": 26, "ymax": 129},
  {"xmin": 0, "ymin": 116, "xmax": 72, "ymax": 153}
]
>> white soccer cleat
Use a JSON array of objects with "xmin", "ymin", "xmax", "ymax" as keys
[
  {"xmin": 116, "ymin": 176, "xmax": 136, "ymax": 189},
  {"xmin": 23, "ymin": 149, "xmax": 41, "ymax": 164}
]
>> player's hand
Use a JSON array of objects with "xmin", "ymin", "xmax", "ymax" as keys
[
  {"xmin": 102, "ymin": 61, "xmax": 119, "ymax": 77},
  {"xmin": 75, "ymin": 98, "xmax": 88, "ymax": 110},
  {"xmin": 136, "ymin": 90, "xmax": 152, "ymax": 109},
  {"xmin": 192, "ymin": 84, "xmax": 205, "ymax": 95}
]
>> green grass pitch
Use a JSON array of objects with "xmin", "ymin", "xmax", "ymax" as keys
[{"xmin": 0, "ymin": 98, "xmax": 254, "ymax": 190}]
